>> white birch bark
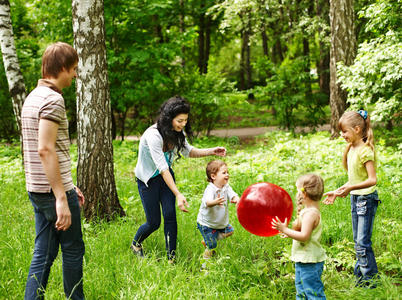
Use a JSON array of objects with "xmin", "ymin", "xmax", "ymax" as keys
[
  {"xmin": 72, "ymin": 0, "xmax": 125, "ymax": 220},
  {"xmin": 0, "ymin": 0, "xmax": 26, "ymax": 133},
  {"xmin": 329, "ymin": 0, "xmax": 356, "ymax": 137}
]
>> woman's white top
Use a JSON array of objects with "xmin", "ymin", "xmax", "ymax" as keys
[
  {"xmin": 197, "ymin": 182, "xmax": 238, "ymax": 229},
  {"xmin": 135, "ymin": 124, "xmax": 193, "ymax": 186}
]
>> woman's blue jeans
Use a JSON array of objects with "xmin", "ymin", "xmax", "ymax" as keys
[
  {"xmin": 295, "ymin": 261, "xmax": 326, "ymax": 299},
  {"xmin": 25, "ymin": 189, "xmax": 85, "ymax": 300},
  {"xmin": 351, "ymin": 191, "xmax": 380, "ymax": 283},
  {"xmin": 133, "ymin": 169, "xmax": 177, "ymax": 259}
]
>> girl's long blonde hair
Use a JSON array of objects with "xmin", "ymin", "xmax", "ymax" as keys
[{"xmin": 338, "ymin": 111, "xmax": 375, "ymax": 170}]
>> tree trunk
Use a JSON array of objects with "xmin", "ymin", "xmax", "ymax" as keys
[
  {"xmin": 272, "ymin": 1, "xmax": 285, "ymax": 63},
  {"xmin": 303, "ymin": 0, "xmax": 314, "ymax": 100},
  {"xmin": 257, "ymin": 0, "xmax": 269, "ymax": 56},
  {"xmin": 153, "ymin": 15, "xmax": 164, "ymax": 43},
  {"xmin": 111, "ymin": 108, "xmax": 116, "ymax": 140},
  {"xmin": 179, "ymin": 0, "xmax": 185, "ymax": 68},
  {"xmin": 197, "ymin": 1, "xmax": 205, "ymax": 74},
  {"xmin": 204, "ymin": 16, "xmax": 211, "ymax": 74},
  {"xmin": 72, "ymin": 0, "xmax": 125, "ymax": 221},
  {"xmin": 119, "ymin": 109, "xmax": 127, "ymax": 142},
  {"xmin": 318, "ymin": 46, "xmax": 330, "ymax": 96},
  {"xmin": 329, "ymin": 0, "xmax": 356, "ymax": 137},
  {"xmin": 317, "ymin": 0, "xmax": 330, "ymax": 97},
  {"xmin": 239, "ymin": 31, "xmax": 246, "ymax": 90},
  {"xmin": 0, "ymin": 0, "xmax": 26, "ymax": 134},
  {"xmin": 239, "ymin": 9, "xmax": 252, "ymax": 90}
]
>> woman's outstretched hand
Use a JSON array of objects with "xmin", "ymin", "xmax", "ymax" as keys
[
  {"xmin": 177, "ymin": 193, "xmax": 189, "ymax": 212},
  {"xmin": 211, "ymin": 147, "xmax": 226, "ymax": 157}
]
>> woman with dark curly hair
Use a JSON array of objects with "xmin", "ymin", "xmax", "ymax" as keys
[{"xmin": 131, "ymin": 96, "xmax": 226, "ymax": 263}]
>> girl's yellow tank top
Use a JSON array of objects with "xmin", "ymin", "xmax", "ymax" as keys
[{"xmin": 291, "ymin": 207, "xmax": 327, "ymax": 263}]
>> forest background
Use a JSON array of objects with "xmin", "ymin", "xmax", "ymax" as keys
[
  {"xmin": 0, "ymin": 0, "xmax": 400, "ymax": 140},
  {"xmin": 0, "ymin": 0, "xmax": 401, "ymax": 299}
]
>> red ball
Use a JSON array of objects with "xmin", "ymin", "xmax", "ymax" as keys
[{"xmin": 237, "ymin": 182, "xmax": 293, "ymax": 237}]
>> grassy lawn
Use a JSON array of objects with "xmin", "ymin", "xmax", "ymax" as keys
[{"xmin": 0, "ymin": 129, "xmax": 401, "ymax": 299}]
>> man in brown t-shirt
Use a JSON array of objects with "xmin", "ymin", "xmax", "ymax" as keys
[{"xmin": 22, "ymin": 42, "xmax": 85, "ymax": 300}]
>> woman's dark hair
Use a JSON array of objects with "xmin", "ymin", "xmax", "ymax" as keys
[{"xmin": 157, "ymin": 96, "xmax": 193, "ymax": 154}]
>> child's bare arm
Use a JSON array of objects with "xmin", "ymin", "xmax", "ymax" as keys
[
  {"xmin": 272, "ymin": 211, "xmax": 319, "ymax": 242},
  {"xmin": 336, "ymin": 161, "xmax": 377, "ymax": 197},
  {"xmin": 292, "ymin": 217, "xmax": 302, "ymax": 231}
]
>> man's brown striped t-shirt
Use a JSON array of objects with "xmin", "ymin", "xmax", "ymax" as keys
[{"xmin": 21, "ymin": 80, "xmax": 74, "ymax": 193}]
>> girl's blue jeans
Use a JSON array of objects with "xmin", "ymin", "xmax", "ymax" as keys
[
  {"xmin": 351, "ymin": 190, "xmax": 380, "ymax": 283},
  {"xmin": 133, "ymin": 169, "xmax": 177, "ymax": 259},
  {"xmin": 25, "ymin": 189, "xmax": 85, "ymax": 300},
  {"xmin": 295, "ymin": 261, "xmax": 326, "ymax": 299}
]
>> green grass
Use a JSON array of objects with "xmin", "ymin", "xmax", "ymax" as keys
[{"xmin": 0, "ymin": 130, "xmax": 401, "ymax": 299}]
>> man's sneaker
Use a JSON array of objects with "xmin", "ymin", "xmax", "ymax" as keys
[{"xmin": 130, "ymin": 244, "xmax": 144, "ymax": 258}]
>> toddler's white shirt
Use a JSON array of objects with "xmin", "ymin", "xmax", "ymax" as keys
[{"xmin": 197, "ymin": 182, "xmax": 238, "ymax": 229}]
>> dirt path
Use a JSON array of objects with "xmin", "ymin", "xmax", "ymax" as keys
[
  {"xmin": 121, "ymin": 124, "xmax": 331, "ymax": 141},
  {"xmin": 209, "ymin": 124, "xmax": 330, "ymax": 138}
]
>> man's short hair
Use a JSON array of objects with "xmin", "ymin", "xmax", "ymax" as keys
[{"xmin": 41, "ymin": 42, "xmax": 78, "ymax": 79}]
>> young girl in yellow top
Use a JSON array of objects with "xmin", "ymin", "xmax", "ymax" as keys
[
  {"xmin": 272, "ymin": 174, "xmax": 327, "ymax": 299},
  {"xmin": 324, "ymin": 110, "xmax": 380, "ymax": 287}
]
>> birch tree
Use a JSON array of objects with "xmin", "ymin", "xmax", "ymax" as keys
[
  {"xmin": 72, "ymin": 0, "xmax": 125, "ymax": 220},
  {"xmin": 329, "ymin": 0, "xmax": 356, "ymax": 137},
  {"xmin": 0, "ymin": 0, "xmax": 26, "ymax": 134}
]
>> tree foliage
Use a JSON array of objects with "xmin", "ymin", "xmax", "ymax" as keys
[
  {"xmin": 0, "ymin": 0, "xmax": 400, "ymax": 139},
  {"xmin": 254, "ymin": 57, "xmax": 326, "ymax": 130},
  {"xmin": 337, "ymin": 0, "xmax": 401, "ymax": 126}
]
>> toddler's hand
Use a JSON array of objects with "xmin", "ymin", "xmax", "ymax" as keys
[
  {"xmin": 271, "ymin": 216, "xmax": 287, "ymax": 233},
  {"xmin": 216, "ymin": 196, "xmax": 226, "ymax": 206},
  {"xmin": 230, "ymin": 196, "xmax": 239, "ymax": 204}
]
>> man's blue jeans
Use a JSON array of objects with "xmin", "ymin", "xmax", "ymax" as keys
[
  {"xmin": 25, "ymin": 189, "xmax": 85, "ymax": 300},
  {"xmin": 133, "ymin": 169, "xmax": 177, "ymax": 259},
  {"xmin": 295, "ymin": 261, "xmax": 326, "ymax": 299},
  {"xmin": 351, "ymin": 191, "xmax": 380, "ymax": 283}
]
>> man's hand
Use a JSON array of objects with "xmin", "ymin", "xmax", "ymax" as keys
[
  {"xmin": 55, "ymin": 195, "xmax": 71, "ymax": 231},
  {"xmin": 75, "ymin": 186, "xmax": 85, "ymax": 208}
]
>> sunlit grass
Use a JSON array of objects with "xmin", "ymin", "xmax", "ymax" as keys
[{"xmin": 0, "ymin": 129, "xmax": 401, "ymax": 299}]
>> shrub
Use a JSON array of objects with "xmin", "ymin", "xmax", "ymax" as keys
[{"xmin": 176, "ymin": 69, "xmax": 235, "ymax": 136}]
